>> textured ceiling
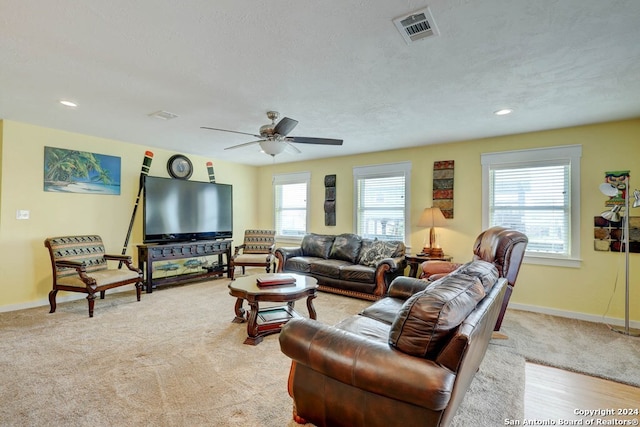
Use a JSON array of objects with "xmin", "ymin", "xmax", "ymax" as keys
[{"xmin": 1, "ymin": 0, "xmax": 640, "ymax": 166}]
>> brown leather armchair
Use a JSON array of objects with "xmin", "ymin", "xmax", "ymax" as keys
[{"xmin": 421, "ymin": 226, "xmax": 528, "ymax": 330}]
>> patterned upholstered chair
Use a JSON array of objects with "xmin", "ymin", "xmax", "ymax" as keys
[
  {"xmin": 44, "ymin": 235, "xmax": 143, "ymax": 317},
  {"xmin": 229, "ymin": 229, "xmax": 276, "ymax": 279}
]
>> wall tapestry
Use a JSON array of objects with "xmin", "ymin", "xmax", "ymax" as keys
[
  {"xmin": 594, "ymin": 216, "xmax": 640, "ymax": 253},
  {"xmin": 433, "ymin": 160, "xmax": 454, "ymax": 218},
  {"xmin": 324, "ymin": 174, "xmax": 336, "ymax": 226},
  {"xmin": 44, "ymin": 146, "xmax": 121, "ymax": 195},
  {"xmin": 603, "ymin": 170, "xmax": 629, "ymax": 207}
]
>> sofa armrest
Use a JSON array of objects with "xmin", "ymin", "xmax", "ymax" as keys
[
  {"xmin": 279, "ymin": 318, "xmax": 455, "ymax": 411},
  {"xmin": 375, "ymin": 255, "xmax": 404, "ymax": 271},
  {"xmin": 275, "ymin": 246, "xmax": 304, "ymax": 272},
  {"xmin": 387, "ymin": 276, "xmax": 430, "ymax": 299}
]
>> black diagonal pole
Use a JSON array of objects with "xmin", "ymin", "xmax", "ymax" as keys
[
  {"xmin": 207, "ymin": 161, "xmax": 216, "ymax": 183},
  {"xmin": 119, "ymin": 151, "xmax": 154, "ymax": 268}
]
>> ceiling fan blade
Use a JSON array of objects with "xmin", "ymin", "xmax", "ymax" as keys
[
  {"xmin": 288, "ymin": 136, "xmax": 343, "ymax": 145},
  {"xmin": 224, "ymin": 140, "xmax": 263, "ymax": 150},
  {"xmin": 285, "ymin": 142, "xmax": 302, "ymax": 154},
  {"xmin": 273, "ymin": 117, "xmax": 298, "ymax": 136},
  {"xmin": 201, "ymin": 127, "xmax": 261, "ymax": 138}
]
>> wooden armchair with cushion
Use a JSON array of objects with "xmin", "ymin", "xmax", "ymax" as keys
[
  {"xmin": 229, "ymin": 229, "xmax": 276, "ymax": 279},
  {"xmin": 44, "ymin": 235, "xmax": 143, "ymax": 317}
]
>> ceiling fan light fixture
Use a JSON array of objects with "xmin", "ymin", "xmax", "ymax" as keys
[{"xmin": 259, "ymin": 140, "xmax": 286, "ymax": 156}]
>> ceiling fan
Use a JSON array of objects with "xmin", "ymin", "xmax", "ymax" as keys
[{"xmin": 201, "ymin": 111, "xmax": 343, "ymax": 157}]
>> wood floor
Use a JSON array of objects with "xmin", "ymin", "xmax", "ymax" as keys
[{"xmin": 524, "ymin": 362, "xmax": 640, "ymax": 424}]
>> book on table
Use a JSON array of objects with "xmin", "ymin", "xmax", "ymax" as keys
[{"xmin": 256, "ymin": 274, "xmax": 297, "ymax": 287}]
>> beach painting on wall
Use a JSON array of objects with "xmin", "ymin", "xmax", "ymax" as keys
[{"xmin": 44, "ymin": 146, "xmax": 121, "ymax": 195}]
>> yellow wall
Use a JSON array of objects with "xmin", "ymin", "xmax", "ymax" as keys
[
  {"xmin": 0, "ymin": 120, "xmax": 257, "ymax": 310},
  {"xmin": 2, "ymin": 118, "xmax": 639, "ymax": 325},
  {"xmin": 256, "ymin": 119, "xmax": 640, "ymax": 323}
]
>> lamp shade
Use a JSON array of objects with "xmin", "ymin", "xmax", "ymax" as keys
[
  {"xmin": 599, "ymin": 183, "xmax": 619, "ymax": 197},
  {"xmin": 417, "ymin": 207, "xmax": 446, "ymax": 227},
  {"xmin": 601, "ymin": 205, "xmax": 622, "ymax": 222}
]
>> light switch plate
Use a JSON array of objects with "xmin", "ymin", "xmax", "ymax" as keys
[{"xmin": 16, "ymin": 210, "xmax": 30, "ymax": 220}]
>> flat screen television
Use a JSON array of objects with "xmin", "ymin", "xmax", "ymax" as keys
[{"xmin": 143, "ymin": 176, "xmax": 233, "ymax": 244}]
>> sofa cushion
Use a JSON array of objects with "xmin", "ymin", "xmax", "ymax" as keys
[
  {"xmin": 338, "ymin": 264, "xmax": 376, "ymax": 283},
  {"xmin": 284, "ymin": 256, "xmax": 317, "ymax": 273},
  {"xmin": 388, "ymin": 273, "xmax": 486, "ymax": 359},
  {"xmin": 449, "ymin": 260, "xmax": 499, "ymax": 292},
  {"xmin": 358, "ymin": 239, "xmax": 400, "ymax": 267},
  {"xmin": 329, "ymin": 233, "xmax": 362, "ymax": 263},
  {"xmin": 309, "ymin": 259, "xmax": 352, "ymax": 277},
  {"xmin": 301, "ymin": 234, "xmax": 335, "ymax": 259}
]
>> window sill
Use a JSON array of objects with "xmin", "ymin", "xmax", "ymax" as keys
[{"xmin": 524, "ymin": 254, "xmax": 582, "ymax": 268}]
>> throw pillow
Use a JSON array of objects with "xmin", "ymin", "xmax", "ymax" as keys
[
  {"xmin": 358, "ymin": 240, "xmax": 399, "ymax": 267},
  {"xmin": 329, "ymin": 233, "xmax": 362, "ymax": 263},
  {"xmin": 389, "ymin": 273, "xmax": 485, "ymax": 359},
  {"xmin": 301, "ymin": 234, "xmax": 335, "ymax": 259}
]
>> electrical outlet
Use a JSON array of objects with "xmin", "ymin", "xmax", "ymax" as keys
[{"xmin": 16, "ymin": 210, "xmax": 30, "ymax": 220}]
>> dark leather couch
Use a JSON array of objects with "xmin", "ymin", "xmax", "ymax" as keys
[{"xmin": 275, "ymin": 233, "xmax": 406, "ymax": 301}]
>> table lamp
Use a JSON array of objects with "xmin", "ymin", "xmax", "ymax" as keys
[{"xmin": 417, "ymin": 207, "xmax": 446, "ymax": 257}]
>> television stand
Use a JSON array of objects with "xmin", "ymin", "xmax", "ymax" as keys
[{"xmin": 137, "ymin": 240, "xmax": 232, "ymax": 293}]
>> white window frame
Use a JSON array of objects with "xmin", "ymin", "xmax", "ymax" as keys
[
  {"xmin": 353, "ymin": 161, "xmax": 412, "ymax": 243},
  {"xmin": 481, "ymin": 145, "xmax": 582, "ymax": 268},
  {"xmin": 273, "ymin": 172, "xmax": 311, "ymax": 241}
]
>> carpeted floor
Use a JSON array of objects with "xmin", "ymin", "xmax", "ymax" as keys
[{"xmin": 0, "ymin": 276, "xmax": 637, "ymax": 426}]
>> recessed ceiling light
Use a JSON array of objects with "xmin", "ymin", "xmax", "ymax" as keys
[
  {"xmin": 59, "ymin": 100, "xmax": 78, "ymax": 108},
  {"xmin": 494, "ymin": 108, "xmax": 513, "ymax": 116}
]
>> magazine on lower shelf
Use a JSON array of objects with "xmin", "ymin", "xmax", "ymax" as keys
[{"xmin": 256, "ymin": 274, "xmax": 297, "ymax": 287}]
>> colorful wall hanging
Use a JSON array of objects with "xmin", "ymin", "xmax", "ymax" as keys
[
  {"xmin": 603, "ymin": 170, "xmax": 629, "ymax": 206},
  {"xmin": 44, "ymin": 146, "xmax": 121, "ymax": 195},
  {"xmin": 433, "ymin": 160, "xmax": 454, "ymax": 218}
]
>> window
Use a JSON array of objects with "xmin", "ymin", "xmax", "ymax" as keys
[
  {"xmin": 273, "ymin": 172, "xmax": 310, "ymax": 239},
  {"xmin": 481, "ymin": 145, "xmax": 582, "ymax": 267},
  {"xmin": 353, "ymin": 162, "xmax": 411, "ymax": 243}
]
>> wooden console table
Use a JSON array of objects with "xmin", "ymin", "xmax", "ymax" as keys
[{"xmin": 137, "ymin": 240, "xmax": 232, "ymax": 293}]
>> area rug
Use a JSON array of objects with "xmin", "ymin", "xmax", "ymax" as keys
[{"xmin": 0, "ymin": 277, "xmax": 635, "ymax": 426}]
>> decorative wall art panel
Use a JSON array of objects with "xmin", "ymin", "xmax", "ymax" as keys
[
  {"xmin": 433, "ymin": 160, "xmax": 454, "ymax": 218},
  {"xmin": 593, "ymin": 216, "xmax": 640, "ymax": 253},
  {"xmin": 44, "ymin": 146, "xmax": 121, "ymax": 195},
  {"xmin": 324, "ymin": 174, "xmax": 336, "ymax": 226}
]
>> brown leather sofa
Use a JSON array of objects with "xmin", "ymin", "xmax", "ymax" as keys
[
  {"xmin": 278, "ymin": 227, "xmax": 528, "ymax": 427},
  {"xmin": 421, "ymin": 226, "xmax": 528, "ymax": 330},
  {"xmin": 275, "ymin": 233, "xmax": 406, "ymax": 300}
]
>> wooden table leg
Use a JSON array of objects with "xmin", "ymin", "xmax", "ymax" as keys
[
  {"xmin": 306, "ymin": 294, "xmax": 317, "ymax": 320},
  {"xmin": 232, "ymin": 298, "xmax": 246, "ymax": 323},
  {"xmin": 244, "ymin": 301, "xmax": 263, "ymax": 345}
]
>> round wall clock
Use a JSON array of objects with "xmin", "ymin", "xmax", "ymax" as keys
[{"xmin": 167, "ymin": 154, "xmax": 193, "ymax": 180}]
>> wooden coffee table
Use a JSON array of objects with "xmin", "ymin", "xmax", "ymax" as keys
[{"xmin": 228, "ymin": 273, "xmax": 318, "ymax": 345}]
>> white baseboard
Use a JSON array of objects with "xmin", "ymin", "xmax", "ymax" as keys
[
  {"xmin": 0, "ymin": 286, "xmax": 132, "ymax": 313},
  {"xmin": 509, "ymin": 302, "xmax": 640, "ymax": 330}
]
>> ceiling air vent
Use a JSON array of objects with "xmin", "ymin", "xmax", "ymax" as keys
[{"xmin": 393, "ymin": 7, "xmax": 439, "ymax": 44}]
